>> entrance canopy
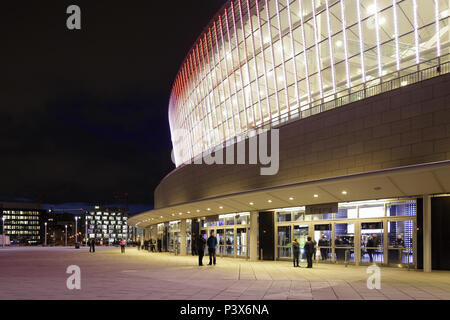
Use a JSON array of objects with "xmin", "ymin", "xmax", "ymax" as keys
[{"xmin": 129, "ymin": 160, "xmax": 450, "ymax": 228}]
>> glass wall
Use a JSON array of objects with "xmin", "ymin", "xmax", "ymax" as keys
[
  {"xmin": 200, "ymin": 212, "xmax": 250, "ymax": 258},
  {"xmin": 169, "ymin": 0, "xmax": 449, "ymax": 166},
  {"xmin": 274, "ymin": 198, "xmax": 417, "ymax": 267}
]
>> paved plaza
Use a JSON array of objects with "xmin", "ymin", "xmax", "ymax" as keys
[{"xmin": 1, "ymin": 247, "xmax": 450, "ymax": 300}]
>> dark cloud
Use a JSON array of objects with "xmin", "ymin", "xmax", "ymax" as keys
[{"xmin": 0, "ymin": 0, "xmax": 225, "ymax": 205}]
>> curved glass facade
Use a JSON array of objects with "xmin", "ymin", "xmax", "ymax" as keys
[{"xmin": 169, "ymin": 0, "xmax": 449, "ymax": 166}]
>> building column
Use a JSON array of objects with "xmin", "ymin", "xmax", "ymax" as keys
[
  {"xmin": 180, "ymin": 219, "xmax": 187, "ymax": 256},
  {"xmin": 423, "ymin": 195, "xmax": 432, "ymax": 272},
  {"xmin": 249, "ymin": 211, "xmax": 258, "ymax": 261}
]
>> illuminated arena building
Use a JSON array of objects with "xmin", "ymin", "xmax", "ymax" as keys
[{"xmin": 129, "ymin": 0, "xmax": 450, "ymax": 270}]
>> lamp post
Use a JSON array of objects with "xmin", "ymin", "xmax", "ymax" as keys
[
  {"xmin": 2, "ymin": 217, "xmax": 5, "ymax": 248},
  {"xmin": 65, "ymin": 225, "xmax": 67, "ymax": 247},
  {"xmin": 75, "ymin": 216, "xmax": 78, "ymax": 245},
  {"xmin": 44, "ymin": 222, "xmax": 47, "ymax": 246},
  {"xmin": 85, "ymin": 220, "xmax": 88, "ymax": 246}
]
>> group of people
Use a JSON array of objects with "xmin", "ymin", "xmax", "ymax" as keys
[
  {"xmin": 137, "ymin": 239, "xmax": 158, "ymax": 252},
  {"xmin": 196, "ymin": 230, "xmax": 218, "ymax": 266},
  {"xmin": 291, "ymin": 237, "xmax": 316, "ymax": 268},
  {"xmin": 88, "ymin": 238, "xmax": 127, "ymax": 253}
]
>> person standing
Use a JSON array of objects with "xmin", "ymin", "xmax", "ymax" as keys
[
  {"xmin": 304, "ymin": 236, "xmax": 315, "ymax": 268},
  {"xmin": 120, "ymin": 239, "xmax": 126, "ymax": 254},
  {"xmin": 292, "ymin": 238, "xmax": 300, "ymax": 267},
  {"xmin": 318, "ymin": 234, "xmax": 328, "ymax": 261},
  {"xmin": 207, "ymin": 230, "xmax": 218, "ymax": 265},
  {"xmin": 89, "ymin": 238, "xmax": 95, "ymax": 253},
  {"xmin": 366, "ymin": 234, "xmax": 377, "ymax": 263},
  {"xmin": 192, "ymin": 233, "xmax": 198, "ymax": 256},
  {"xmin": 395, "ymin": 234, "xmax": 405, "ymax": 262},
  {"xmin": 197, "ymin": 234, "xmax": 206, "ymax": 266}
]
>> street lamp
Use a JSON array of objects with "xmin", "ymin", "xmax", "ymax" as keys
[
  {"xmin": 1, "ymin": 217, "xmax": 4, "ymax": 247},
  {"xmin": 44, "ymin": 222, "xmax": 47, "ymax": 246},
  {"xmin": 75, "ymin": 216, "xmax": 78, "ymax": 245},
  {"xmin": 85, "ymin": 220, "xmax": 88, "ymax": 246},
  {"xmin": 65, "ymin": 225, "xmax": 67, "ymax": 247}
]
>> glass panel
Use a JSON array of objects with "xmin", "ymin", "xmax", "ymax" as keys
[
  {"xmin": 388, "ymin": 220, "xmax": 414, "ymax": 265},
  {"xmin": 277, "ymin": 212, "xmax": 292, "ymax": 222},
  {"xmin": 277, "ymin": 225, "xmax": 291, "ymax": 258},
  {"xmin": 335, "ymin": 207, "xmax": 357, "ymax": 219},
  {"xmin": 314, "ymin": 224, "xmax": 331, "ymax": 262},
  {"xmin": 359, "ymin": 205, "xmax": 385, "ymax": 218},
  {"xmin": 236, "ymin": 228, "xmax": 248, "ymax": 257},
  {"xmin": 361, "ymin": 222, "xmax": 384, "ymax": 264},
  {"xmin": 216, "ymin": 229, "xmax": 225, "ymax": 256},
  {"xmin": 293, "ymin": 225, "xmax": 309, "ymax": 261},
  {"xmin": 312, "ymin": 213, "xmax": 333, "ymax": 220},
  {"xmin": 335, "ymin": 223, "xmax": 355, "ymax": 263},
  {"xmin": 225, "ymin": 228, "xmax": 234, "ymax": 256},
  {"xmin": 387, "ymin": 200, "xmax": 417, "ymax": 216},
  {"xmin": 236, "ymin": 213, "xmax": 250, "ymax": 225}
]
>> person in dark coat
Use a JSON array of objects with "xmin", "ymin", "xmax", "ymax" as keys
[
  {"xmin": 191, "ymin": 233, "xmax": 198, "ymax": 256},
  {"xmin": 292, "ymin": 238, "xmax": 300, "ymax": 267},
  {"xmin": 207, "ymin": 230, "xmax": 218, "ymax": 265},
  {"xmin": 304, "ymin": 236, "xmax": 315, "ymax": 268},
  {"xmin": 197, "ymin": 234, "xmax": 206, "ymax": 266},
  {"xmin": 89, "ymin": 238, "xmax": 95, "ymax": 253},
  {"xmin": 157, "ymin": 239, "xmax": 162, "ymax": 252},
  {"xmin": 366, "ymin": 234, "xmax": 377, "ymax": 263},
  {"xmin": 318, "ymin": 234, "xmax": 328, "ymax": 260}
]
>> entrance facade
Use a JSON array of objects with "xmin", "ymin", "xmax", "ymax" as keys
[
  {"xmin": 199, "ymin": 213, "xmax": 250, "ymax": 259},
  {"xmin": 274, "ymin": 199, "xmax": 416, "ymax": 267},
  {"xmin": 143, "ymin": 197, "xmax": 440, "ymax": 269}
]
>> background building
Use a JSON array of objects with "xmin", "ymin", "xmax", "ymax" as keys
[
  {"xmin": 130, "ymin": 0, "xmax": 450, "ymax": 271},
  {"xmin": 0, "ymin": 202, "xmax": 46, "ymax": 245},
  {"xmin": 84, "ymin": 206, "xmax": 133, "ymax": 244}
]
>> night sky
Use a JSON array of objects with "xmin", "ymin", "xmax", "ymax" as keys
[{"xmin": 1, "ymin": 1, "xmax": 226, "ymax": 214}]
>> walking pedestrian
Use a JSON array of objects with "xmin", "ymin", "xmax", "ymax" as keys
[
  {"xmin": 207, "ymin": 230, "xmax": 218, "ymax": 265},
  {"xmin": 89, "ymin": 238, "xmax": 95, "ymax": 253},
  {"xmin": 120, "ymin": 239, "xmax": 126, "ymax": 253}
]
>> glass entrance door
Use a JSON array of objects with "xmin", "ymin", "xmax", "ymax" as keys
[
  {"xmin": 236, "ymin": 228, "xmax": 248, "ymax": 258},
  {"xmin": 216, "ymin": 229, "xmax": 224, "ymax": 256},
  {"xmin": 314, "ymin": 224, "xmax": 331, "ymax": 262},
  {"xmin": 388, "ymin": 220, "xmax": 415, "ymax": 267},
  {"xmin": 293, "ymin": 225, "xmax": 309, "ymax": 262},
  {"xmin": 360, "ymin": 221, "xmax": 384, "ymax": 264},
  {"xmin": 334, "ymin": 223, "xmax": 355, "ymax": 263},
  {"xmin": 225, "ymin": 228, "xmax": 234, "ymax": 256},
  {"xmin": 277, "ymin": 225, "xmax": 291, "ymax": 259}
]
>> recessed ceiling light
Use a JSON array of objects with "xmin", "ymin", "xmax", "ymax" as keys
[
  {"xmin": 219, "ymin": 206, "xmax": 223, "ymax": 209},
  {"xmin": 342, "ymin": 191, "xmax": 348, "ymax": 195},
  {"xmin": 179, "ymin": 212, "xmax": 183, "ymax": 215},
  {"xmin": 268, "ymin": 200, "xmax": 272, "ymax": 203},
  {"xmin": 171, "ymin": 213, "xmax": 175, "ymax": 216},
  {"xmin": 314, "ymin": 194, "xmax": 319, "ymax": 198},
  {"xmin": 249, "ymin": 202, "xmax": 254, "ymax": 206},
  {"xmin": 207, "ymin": 208, "xmax": 211, "ymax": 211},
  {"xmin": 289, "ymin": 197, "xmax": 294, "ymax": 200},
  {"xmin": 160, "ymin": 216, "xmax": 163, "ymax": 218},
  {"xmin": 196, "ymin": 210, "xmax": 200, "ymax": 212},
  {"xmin": 187, "ymin": 211, "xmax": 190, "ymax": 214}
]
